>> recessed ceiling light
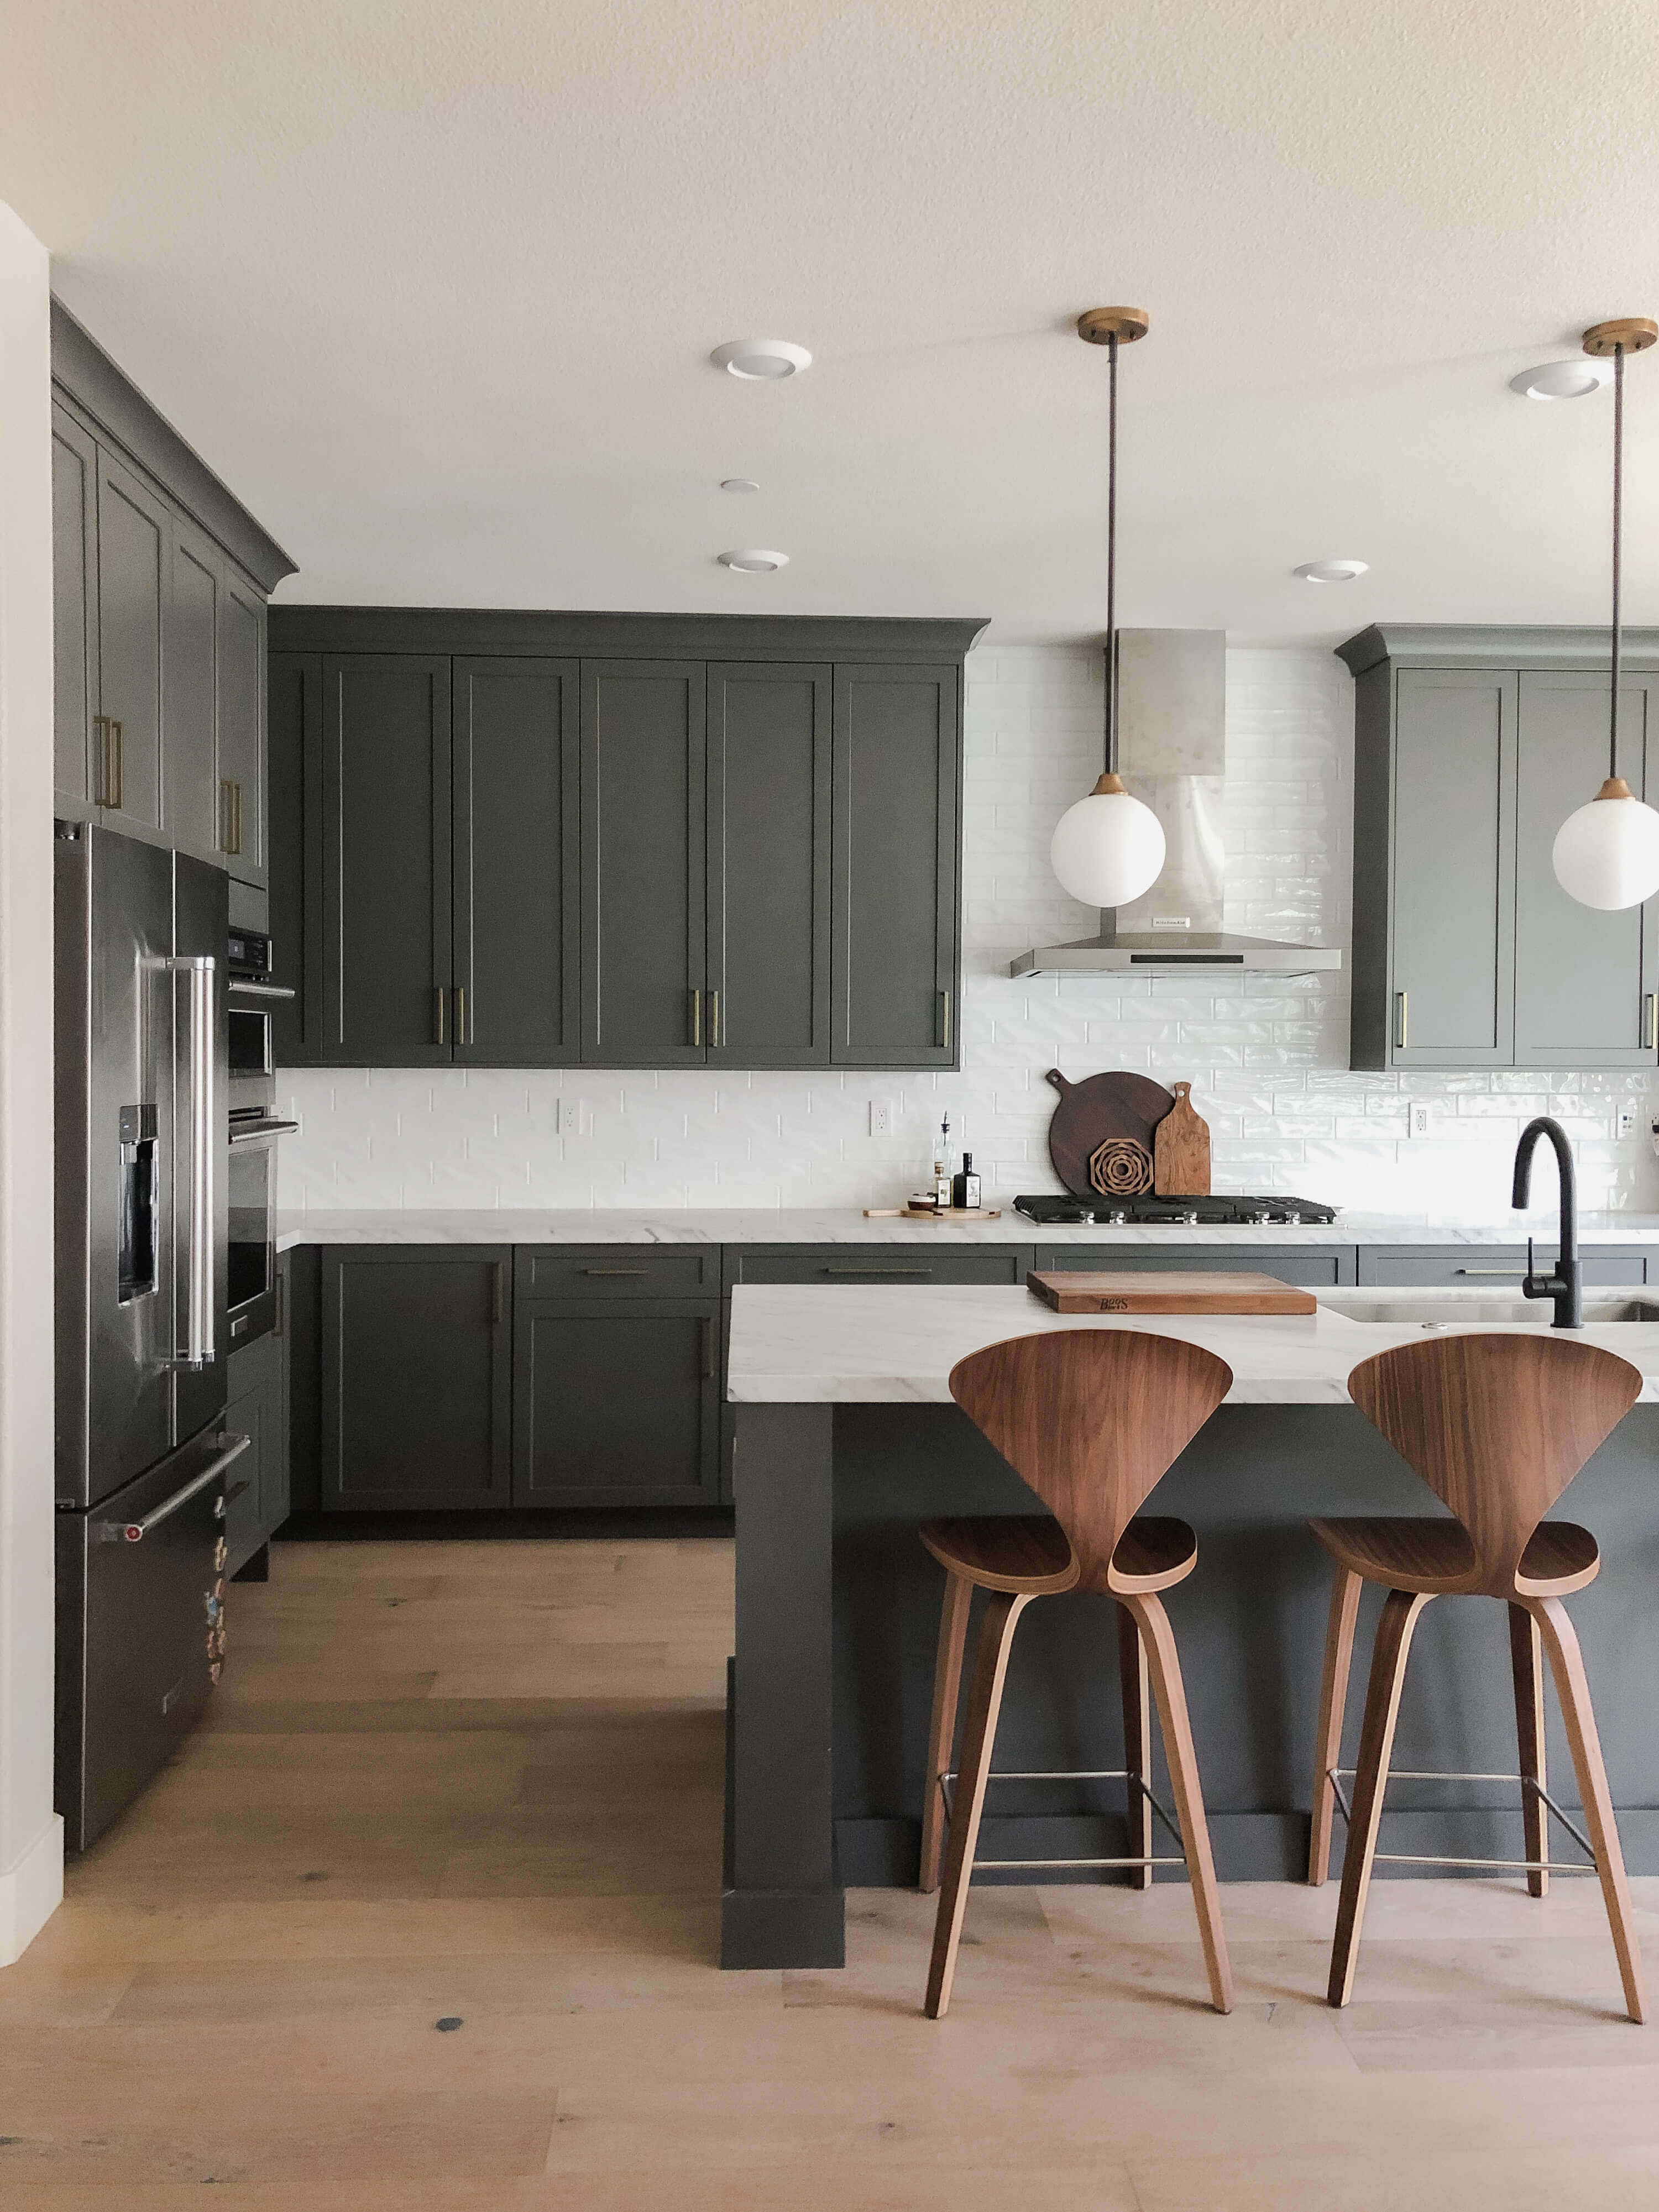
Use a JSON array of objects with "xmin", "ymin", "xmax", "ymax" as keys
[
  {"xmin": 1294, "ymin": 558, "xmax": 1369, "ymax": 585},
  {"xmin": 718, "ymin": 548, "xmax": 789, "ymax": 573},
  {"xmin": 710, "ymin": 339, "xmax": 812, "ymax": 380},
  {"xmin": 1510, "ymin": 359, "xmax": 1614, "ymax": 401},
  {"xmin": 720, "ymin": 478, "xmax": 761, "ymax": 493}
]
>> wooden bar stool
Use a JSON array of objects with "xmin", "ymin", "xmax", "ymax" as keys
[
  {"xmin": 1306, "ymin": 1332, "xmax": 1646, "ymax": 2022},
  {"xmin": 918, "ymin": 1328, "xmax": 1234, "ymax": 2019}
]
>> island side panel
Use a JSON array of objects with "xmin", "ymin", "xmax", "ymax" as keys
[{"xmin": 723, "ymin": 1401, "xmax": 844, "ymax": 1968}]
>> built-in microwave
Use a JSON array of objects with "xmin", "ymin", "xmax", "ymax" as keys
[{"xmin": 226, "ymin": 927, "xmax": 297, "ymax": 1346}]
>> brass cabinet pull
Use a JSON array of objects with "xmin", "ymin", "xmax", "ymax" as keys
[
  {"xmin": 1394, "ymin": 990, "xmax": 1409, "ymax": 1050},
  {"xmin": 824, "ymin": 1265, "xmax": 933, "ymax": 1276},
  {"xmin": 455, "ymin": 984, "xmax": 468, "ymax": 1044},
  {"xmin": 92, "ymin": 715, "xmax": 109, "ymax": 803},
  {"xmin": 109, "ymin": 720, "xmax": 123, "ymax": 810},
  {"xmin": 1645, "ymin": 993, "xmax": 1657, "ymax": 1051},
  {"xmin": 584, "ymin": 1267, "xmax": 648, "ymax": 1276},
  {"xmin": 709, "ymin": 989, "xmax": 720, "ymax": 1049},
  {"xmin": 219, "ymin": 779, "xmax": 244, "ymax": 855},
  {"xmin": 434, "ymin": 986, "xmax": 446, "ymax": 1045},
  {"xmin": 1456, "ymin": 1269, "xmax": 1530, "ymax": 1277},
  {"xmin": 690, "ymin": 987, "xmax": 703, "ymax": 1047},
  {"xmin": 93, "ymin": 715, "xmax": 124, "ymax": 809},
  {"xmin": 274, "ymin": 1266, "xmax": 285, "ymax": 1338},
  {"xmin": 939, "ymin": 989, "xmax": 951, "ymax": 1053},
  {"xmin": 702, "ymin": 1315, "xmax": 715, "ymax": 1380}
]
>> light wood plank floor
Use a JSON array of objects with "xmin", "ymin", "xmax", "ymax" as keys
[{"xmin": 7, "ymin": 1537, "xmax": 1659, "ymax": 2208}]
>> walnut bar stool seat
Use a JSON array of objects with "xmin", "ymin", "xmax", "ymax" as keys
[
  {"xmin": 1307, "ymin": 1332, "xmax": 1646, "ymax": 2024},
  {"xmin": 918, "ymin": 1329, "xmax": 1234, "ymax": 2020}
]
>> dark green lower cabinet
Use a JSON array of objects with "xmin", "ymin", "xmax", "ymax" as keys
[
  {"xmin": 513, "ymin": 1298, "xmax": 721, "ymax": 1507},
  {"xmin": 321, "ymin": 1247, "xmax": 511, "ymax": 1510},
  {"xmin": 223, "ymin": 1327, "xmax": 288, "ymax": 1575}
]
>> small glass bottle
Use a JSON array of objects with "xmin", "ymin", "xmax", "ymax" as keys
[
  {"xmin": 950, "ymin": 1151, "xmax": 981, "ymax": 1210},
  {"xmin": 933, "ymin": 1117, "xmax": 954, "ymax": 1209}
]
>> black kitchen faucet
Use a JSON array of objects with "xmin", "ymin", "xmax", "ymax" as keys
[{"xmin": 1512, "ymin": 1115, "xmax": 1582, "ymax": 1329}]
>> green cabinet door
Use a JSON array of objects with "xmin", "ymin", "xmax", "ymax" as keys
[
  {"xmin": 1514, "ymin": 671, "xmax": 1658, "ymax": 1067},
  {"xmin": 321, "ymin": 655, "xmax": 453, "ymax": 1063},
  {"xmin": 830, "ymin": 663, "xmax": 960, "ymax": 1066},
  {"xmin": 321, "ymin": 1247, "xmax": 511, "ymax": 1509},
  {"xmin": 268, "ymin": 652, "xmax": 322, "ymax": 1064},
  {"xmin": 217, "ymin": 565, "xmax": 267, "ymax": 886},
  {"xmin": 223, "ymin": 1328, "xmax": 285, "ymax": 1575},
  {"xmin": 95, "ymin": 448, "xmax": 168, "ymax": 832},
  {"xmin": 453, "ymin": 657, "xmax": 579, "ymax": 1064},
  {"xmin": 163, "ymin": 520, "xmax": 221, "ymax": 862},
  {"xmin": 708, "ymin": 663, "xmax": 831, "ymax": 1066},
  {"xmin": 51, "ymin": 404, "xmax": 97, "ymax": 806},
  {"xmin": 512, "ymin": 1297, "xmax": 721, "ymax": 1506},
  {"xmin": 580, "ymin": 661, "xmax": 708, "ymax": 1065},
  {"xmin": 1388, "ymin": 668, "xmax": 1516, "ymax": 1067}
]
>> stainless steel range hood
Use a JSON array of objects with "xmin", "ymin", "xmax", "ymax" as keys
[{"xmin": 1010, "ymin": 630, "xmax": 1341, "ymax": 979}]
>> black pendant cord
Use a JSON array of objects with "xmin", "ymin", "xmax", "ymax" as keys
[
  {"xmin": 1611, "ymin": 343, "xmax": 1625, "ymax": 783},
  {"xmin": 1105, "ymin": 331, "xmax": 1118, "ymax": 773}
]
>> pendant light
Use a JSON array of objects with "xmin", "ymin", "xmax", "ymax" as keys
[
  {"xmin": 1049, "ymin": 308, "xmax": 1167, "ymax": 911},
  {"xmin": 1552, "ymin": 315, "xmax": 1659, "ymax": 911}
]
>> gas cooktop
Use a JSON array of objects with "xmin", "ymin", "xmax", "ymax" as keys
[{"xmin": 1014, "ymin": 1193, "xmax": 1339, "ymax": 1227}]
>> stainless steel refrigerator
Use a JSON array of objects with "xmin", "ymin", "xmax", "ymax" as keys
[{"xmin": 55, "ymin": 821, "xmax": 249, "ymax": 1849}]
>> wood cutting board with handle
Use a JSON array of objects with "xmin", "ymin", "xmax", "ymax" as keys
[
  {"xmin": 1153, "ymin": 1081, "xmax": 1211, "ymax": 1197},
  {"xmin": 1045, "ymin": 1068, "xmax": 1175, "ymax": 1202}
]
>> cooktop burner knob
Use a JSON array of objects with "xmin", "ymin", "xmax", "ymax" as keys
[
  {"xmin": 1284, "ymin": 1212, "xmax": 1301, "ymax": 1225},
  {"xmin": 1181, "ymin": 1210, "xmax": 1200, "ymax": 1225}
]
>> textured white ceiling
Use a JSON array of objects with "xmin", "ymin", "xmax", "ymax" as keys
[{"xmin": 4, "ymin": 1, "xmax": 1659, "ymax": 639}]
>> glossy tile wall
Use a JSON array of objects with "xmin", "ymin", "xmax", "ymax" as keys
[{"xmin": 276, "ymin": 644, "xmax": 1659, "ymax": 1218}]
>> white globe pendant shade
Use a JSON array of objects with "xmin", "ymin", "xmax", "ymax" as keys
[
  {"xmin": 1050, "ymin": 773, "xmax": 1166, "ymax": 908},
  {"xmin": 1552, "ymin": 778, "xmax": 1659, "ymax": 910}
]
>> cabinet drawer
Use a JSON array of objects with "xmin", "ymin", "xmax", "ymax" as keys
[
  {"xmin": 1358, "ymin": 1245, "xmax": 1646, "ymax": 1287},
  {"xmin": 515, "ymin": 1246, "xmax": 720, "ymax": 1296},
  {"xmin": 1033, "ymin": 1243, "xmax": 1354, "ymax": 1287},
  {"xmin": 727, "ymin": 1244, "xmax": 1028, "ymax": 1287}
]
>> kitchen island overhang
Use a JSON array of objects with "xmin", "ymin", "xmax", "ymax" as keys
[{"xmin": 722, "ymin": 1285, "xmax": 1659, "ymax": 1970}]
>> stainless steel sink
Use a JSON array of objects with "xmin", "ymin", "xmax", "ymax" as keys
[{"xmin": 1320, "ymin": 1289, "xmax": 1659, "ymax": 1327}]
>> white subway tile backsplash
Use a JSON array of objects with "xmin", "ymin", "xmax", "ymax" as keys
[{"xmin": 278, "ymin": 642, "xmax": 1659, "ymax": 1216}]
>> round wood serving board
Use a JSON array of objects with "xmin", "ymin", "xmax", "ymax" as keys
[{"xmin": 1045, "ymin": 1068, "xmax": 1176, "ymax": 1202}]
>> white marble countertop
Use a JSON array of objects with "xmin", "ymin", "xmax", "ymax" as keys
[
  {"xmin": 273, "ymin": 1205, "xmax": 1659, "ymax": 1252},
  {"xmin": 724, "ymin": 1283, "xmax": 1659, "ymax": 1406}
]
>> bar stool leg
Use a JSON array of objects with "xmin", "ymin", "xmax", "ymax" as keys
[
  {"xmin": 919, "ymin": 1571, "xmax": 973, "ymax": 1894},
  {"xmin": 1508, "ymin": 1603, "xmax": 1549, "ymax": 1900},
  {"xmin": 1328, "ymin": 1587, "xmax": 1433, "ymax": 2008},
  {"xmin": 1308, "ymin": 1565, "xmax": 1362, "ymax": 1886},
  {"xmin": 924, "ymin": 1590, "xmax": 1028, "ymax": 2019},
  {"xmin": 1526, "ymin": 1595, "xmax": 1647, "ymax": 2025},
  {"xmin": 1122, "ymin": 1592, "xmax": 1233, "ymax": 2015},
  {"xmin": 1117, "ymin": 1601, "xmax": 1152, "ymax": 1892}
]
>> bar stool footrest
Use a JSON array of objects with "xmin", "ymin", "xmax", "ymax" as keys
[{"xmin": 1326, "ymin": 1765, "xmax": 1599, "ymax": 1873}]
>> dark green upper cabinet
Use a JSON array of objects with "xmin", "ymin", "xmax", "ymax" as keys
[
  {"xmin": 217, "ymin": 566, "xmax": 268, "ymax": 887},
  {"xmin": 163, "ymin": 520, "xmax": 221, "ymax": 862},
  {"xmin": 266, "ymin": 611, "xmax": 982, "ymax": 1072},
  {"xmin": 454, "ymin": 657, "xmax": 579, "ymax": 1065},
  {"xmin": 707, "ymin": 662, "xmax": 831, "ymax": 1067},
  {"xmin": 831, "ymin": 663, "xmax": 960, "ymax": 1066},
  {"xmin": 322, "ymin": 654, "xmax": 453, "ymax": 1064},
  {"xmin": 1513, "ymin": 672, "xmax": 1656, "ymax": 1067},
  {"xmin": 94, "ymin": 449, "xmax": 168, "ymax": 833},
  {"xmin": 51, "ymin": 403, "xmax": 97, "ymax": 808},
  {"xmin": 1341, "ymin": 626, "xmax": 1659, "ymax": 1072},
  {"xmin": 581, "ymin": 660, "xmax": 708, "ymax": 1065}
]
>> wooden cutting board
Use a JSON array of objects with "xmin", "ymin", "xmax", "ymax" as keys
[
  {"xmin": 1045, "ymin": 1068, "xmax": 1175, "ymax": 1202},
  {"xmin": 1154, "ymin": 1082, "xmax": 1211, "ymax": 1196},
  {"xmin": 1027, "ymin": 1270, "xmax": 1316, "ymax": 1314}
]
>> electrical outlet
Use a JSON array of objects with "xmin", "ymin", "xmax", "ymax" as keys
[
  {"xmin": 1407, "ymin": 1101, "xmax": 1431, "ymax": 1139},
  {"xmin": 1618, "ymin": 1102, "xmax": 1639, "ymax": 1140},
  {"xmin": 868, "ymin": 1101, "xmax": 892, "ymax": 1138},
  {"xmin": 557, "ymin": 1099, "xmax": 584, "ymax": 1138}
]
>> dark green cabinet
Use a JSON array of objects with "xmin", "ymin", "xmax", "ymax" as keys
[
  {"xmin": 94, "ymin": 448, "xmax": 168, "ymax": 834},
  {"xmin": 164, "ymin": 520, "xmax": 222, "ymax": 860},
  {"xmin": 831, "ymin": 663, "xmax": 959, "ymax": 1065},
  {"xmin": 581, "ymin": 661, "xmax": 708, "ymax": 1063},
  {"xmin": 321, "ymin": 655, "xmax": 453, "ymax": 1064},
  {"xmin": 217, "ymin": 568, "xmax": 267, "ymax": 884},
  {"xmin": 1343, "ymin": 626, "xmax": 1659, "ymax": 1071},
  {"xmin": 267, "ymin": 612, "xmax": 978, "ymax": 1072},
  {"xmin": 320, "ymin": 1246, "xmax": 511, "ymax": 1511},
  {"xmin": 513, "ymin": 1298, "xmax": 721, "ymax": 1506},
  {"xmin": 1513, "ymin": 672, "xmax": 1657, "ymax": 1066},
  {"xmin": 51, "ymin": 405, "xmax": 98, "ymax": 805},
  {"xmin": 454, "ymin": 657, "xmax": 579, "ymax": 1064},
  {"xmin": 223, "ymin": 1325, "xmax": 288, "ymax": 1576}
]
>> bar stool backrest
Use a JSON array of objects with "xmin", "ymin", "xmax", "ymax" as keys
[
  {"xmin": 948, "ymin": 1329, "xmax": 1233, "ymax": 1592},
  {"xmin": 1346, "ymin": 1333, "xmax": 1642, "ymax": 1598}
]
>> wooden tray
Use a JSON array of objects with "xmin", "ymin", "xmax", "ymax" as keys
[
  {"xmin": 863, "ymin": 1207, "xmax": 1003, "ymax": 1220},
  {"xmin": 1026, "ymin": 1270, "xmax": 1316, "ymax": 1315}
]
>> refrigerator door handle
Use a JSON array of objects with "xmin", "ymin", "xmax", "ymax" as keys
[
  {"xmin": 98, "ymin": 1430, "xmax": 250, "ymax": 1543},
  {"xmin": 169, "ymin": 953, "xmax": 217, "ymax": 1369}
]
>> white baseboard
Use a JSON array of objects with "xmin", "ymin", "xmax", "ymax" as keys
[{"xmin": 0, "ymin": 1814, "xmax": 63, "ymax": 1964}]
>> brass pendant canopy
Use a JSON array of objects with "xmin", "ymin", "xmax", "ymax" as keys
[
  {"xmin": 1077, "ymin": 307, "xmax": 1149, "ymax": 347},
  {"xmin": 1583, "ymin": 317, "xmax": 1658, "ymax": 359}
]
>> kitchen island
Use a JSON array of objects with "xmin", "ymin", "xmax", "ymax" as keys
[{"xmin": 722, "ymin": 1283, "xmax": 1659, "ymax": 1969}]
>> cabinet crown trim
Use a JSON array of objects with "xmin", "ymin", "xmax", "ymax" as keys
[
  {"xmin": 1338, "ymin": 622, "xmax": 1659, "ymax": 677},
  {"xmin": 269, "ymin": 606, "xmax": 990, "ymax": 662}
]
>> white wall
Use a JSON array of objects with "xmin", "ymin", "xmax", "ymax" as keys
[
  {"xmin": 0, "ymin": 205, "xmax": 62, "ymax": 1962},
  {"xmin": 278, "ymin": 643, "xmax": 1659, "ymax": 1222}
]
